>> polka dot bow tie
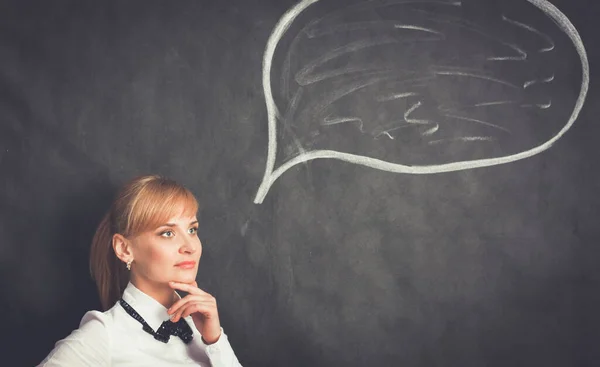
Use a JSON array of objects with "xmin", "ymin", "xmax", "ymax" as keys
[{"xmin": 119, "ymin": 298, "xmax": 194, "ymax": 344}]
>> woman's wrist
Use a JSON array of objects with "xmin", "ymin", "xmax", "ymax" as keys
[{"xmin": 201, "ymin": 332, "xmax": 220, "ymax": 345}]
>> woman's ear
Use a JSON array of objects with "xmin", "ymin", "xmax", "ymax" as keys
[{"xmin": 112, "ymin": 233, "xmax": 133, "ymax": 263}]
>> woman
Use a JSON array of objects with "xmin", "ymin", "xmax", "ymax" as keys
[{"xmin": 38, "ymin": 175, "xmax": 242, "ymax": 366}]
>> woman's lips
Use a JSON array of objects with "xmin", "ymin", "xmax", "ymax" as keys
[{"xmin": 175, "ymin": 261, "xmax": 196, "ymax": 269}]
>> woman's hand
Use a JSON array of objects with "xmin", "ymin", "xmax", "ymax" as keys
[{"xmin": 167, "ymin": 281, "xmax": 222, "ymax": 344}]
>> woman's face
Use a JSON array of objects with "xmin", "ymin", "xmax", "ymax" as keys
[{"xmin": 130, "ymin": 211, "xmax": 202, "ymax": 285}]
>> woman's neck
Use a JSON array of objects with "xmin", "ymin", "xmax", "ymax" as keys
[{"xmin": 130, "ymin": 275, "xmax": 178, "ymax": 309}]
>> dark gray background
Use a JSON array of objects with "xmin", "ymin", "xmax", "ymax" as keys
[{"xmin": 0, "ymin": 0, "xmax": 598, "ymax": 366}]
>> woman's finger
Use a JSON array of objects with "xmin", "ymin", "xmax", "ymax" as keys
[
  {"xmin": 169, "ymin": 281, "xmax": 209, "ymax": 296},
  {"xmin": 171, "ymin": 301, "xmax": 216, "ymax": 322},
  {"xmin": 168, "ymin": 281, "xmax": 211, "ymax": 307},
  {"xmin": 181, "ymin": 301, "xmax": 218, "ymax": 319},
  {"xmin": 167, "ymin": 294, "xmax": 205, "ymax": 316}
]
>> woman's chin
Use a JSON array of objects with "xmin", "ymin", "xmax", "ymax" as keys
[{"xmin": 173, "ymin": 274, "xmax": 197, "ymax": 283}]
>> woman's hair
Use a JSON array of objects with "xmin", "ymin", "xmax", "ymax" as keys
[{"xmin": 89, "ymin": 174, "xmax": 198, "ymax": 311}]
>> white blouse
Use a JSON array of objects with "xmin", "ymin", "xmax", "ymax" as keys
[{"xmin": 38, "ymin": 281, "xmax": 242, "ymax": 366}]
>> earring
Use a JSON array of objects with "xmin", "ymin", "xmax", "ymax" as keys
[{"xmin": 126, "ymin": 260, "xmax": 132, "ymax": 271}]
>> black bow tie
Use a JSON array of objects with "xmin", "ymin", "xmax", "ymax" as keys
[{"xmin": 119, "ymin": 298, "xmax": 194, "ymax": 344}]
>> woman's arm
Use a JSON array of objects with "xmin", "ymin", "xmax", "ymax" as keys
[
  {"xmin": 37, "ymin": 311, "xmax": 110, "ymax": 367},
  {"xmin": 168, "ymin": 281, "xmax": 243, "ymax": 366},
  {"xmin": 196, "ymin": 327, "xmax": 243, "ymax": 367}
]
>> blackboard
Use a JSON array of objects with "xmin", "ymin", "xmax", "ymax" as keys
[{"xmin": 1, "ymin": 0, "xmax": 599, "ymax": 366}]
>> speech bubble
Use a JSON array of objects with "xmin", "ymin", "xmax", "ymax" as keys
[{"xmin": 254, "ymin": 0, "xmax": 589, "ymax": 204}]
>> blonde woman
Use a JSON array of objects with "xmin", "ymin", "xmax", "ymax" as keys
[{"xmin": 39, "ymin": 175, "xmax": 242, "ymax": 366}]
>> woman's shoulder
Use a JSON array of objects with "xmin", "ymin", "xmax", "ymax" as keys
[
  {"xmin": 37, "ymin": 305, "xmax": 118, "ymax": 366},
  {"xmin": 78, "ymin": 302, "xmax": 121, "ymax": 329}
]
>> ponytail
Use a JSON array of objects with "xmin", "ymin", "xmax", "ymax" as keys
[{"xmin": 89, "ymin": 212, "xmax": 129, "ymax": 311}]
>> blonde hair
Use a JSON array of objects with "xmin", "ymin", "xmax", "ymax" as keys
[{"xmin": 89, "ymin": 174, "xmax": 198, "ymax": 311}]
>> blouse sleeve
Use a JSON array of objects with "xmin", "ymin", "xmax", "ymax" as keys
[
  {"xmin": 195, "ymin": 327, "xmax": 243, "ymax": 366},
  {"xmin": 37, "ymin": 310, "xmax": 110, "ymax": 367}
]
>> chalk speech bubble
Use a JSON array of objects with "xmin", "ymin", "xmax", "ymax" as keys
[{"xmin": 254, "ymin": 0, "xmax": 589, "ymax": 204}]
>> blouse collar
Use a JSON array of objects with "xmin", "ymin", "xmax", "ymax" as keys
[{"xmin": 121, "ymin": 281, "xmax": 182, "ymax": 332}]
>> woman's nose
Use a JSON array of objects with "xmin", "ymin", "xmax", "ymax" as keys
[{"xmin": 180, "ymin": 236, "xmax": 199, "ymax": 254}]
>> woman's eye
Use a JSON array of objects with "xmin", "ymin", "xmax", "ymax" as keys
[
  {"xmin": 161, "ymin": 230, "xmax": 174, "ymax": 238},
  {"xmin": 188, "ymin": 227, "xmax": 198, "ymax": 235}
]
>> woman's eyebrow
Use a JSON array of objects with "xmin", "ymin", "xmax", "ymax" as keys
[{"xmin": 160, "ymin": 220, "xmax": 198, "ymax": 227}]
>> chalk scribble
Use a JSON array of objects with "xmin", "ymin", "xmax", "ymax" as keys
[{"xmin": 254, "ymin": 0, "xmax": 589, "ymax": 204}]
